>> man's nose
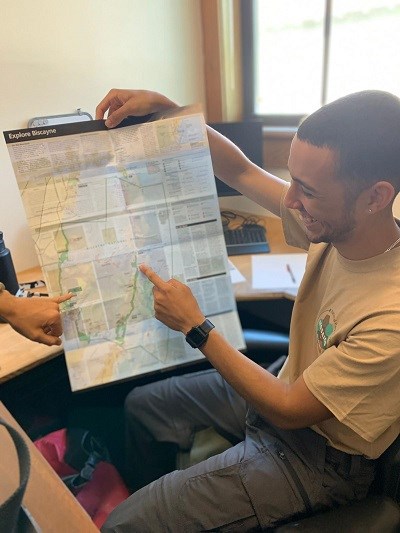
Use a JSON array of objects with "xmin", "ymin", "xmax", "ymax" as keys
[{"xmin": 284, "ymin": 182, "xmax": 302, "ymax": 210}]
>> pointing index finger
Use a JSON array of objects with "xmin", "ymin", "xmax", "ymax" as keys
[
  {"xmin": 53, "ymin": 293, "xmax": 74, "ymax": 304},
  {"xmin": 139, "ymin": 264, "xmax": 167, "ymax": 289}
]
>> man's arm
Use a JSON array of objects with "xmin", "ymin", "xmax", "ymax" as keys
[
  {"xmin": 0, "ymin": 289, "xmax": 73, "ymax": 346},
  {"xmin": 96, "ymin": 88, "xmax": 287, "ymax": 217},
  {"xmin": 139, "ymin": 264, "xmax": 333, "ymax": 429},
  {"xmin": 200, "ymin": 328, "xmax": 332, "ymax": 429},
  {"xmin": 206, "ymin": 127, "xmax": 288, "ymax": 217}
]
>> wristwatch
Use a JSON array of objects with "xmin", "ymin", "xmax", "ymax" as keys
[{"xmin": 185, "ymin": 319, "xmax": 215, "ymax": 349}]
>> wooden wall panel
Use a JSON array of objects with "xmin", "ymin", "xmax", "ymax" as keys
[{"xmin": 200, "ymin": 1, "xmax": 223, "ymax": 121}]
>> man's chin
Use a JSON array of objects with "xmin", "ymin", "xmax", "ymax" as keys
[
  {"xmin": 309, "ymin": 236, "xmax": 328, "ymax": 244},
  {"xmin": 304, "ymin": 227, "xmax": 328, "ymax": 244},
  {"xmin": 308, "ymin": 231, "xmax": 348, "ymax": 246}
]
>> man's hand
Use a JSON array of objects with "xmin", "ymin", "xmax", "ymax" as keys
[
  {"xmin": 95, "ymin": 89, "xmax": 178, "ymax": 128},
  {"xmin": 1, "ymin": 292, "xmax": 73, "ymax": 346},
  {"xmin": 139, "ymin": 264, "xmax": 204, "ymax": 334}
]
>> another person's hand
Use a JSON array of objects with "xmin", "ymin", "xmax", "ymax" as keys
[
  {"xmin": 0, "ymin": 292, "xmax": 73, "ymax": 346},
  {"xmin": 139, "ymin": 264, "xmax": 205, "ymax": 334},
  {"xmin": 95, "ymin": 89, "xmax": 178, "ymax": 128}
]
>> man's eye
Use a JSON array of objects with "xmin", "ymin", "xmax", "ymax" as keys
[{"xmin": 302, "ymin": 189, "xmax": 314, "ymax": 198}]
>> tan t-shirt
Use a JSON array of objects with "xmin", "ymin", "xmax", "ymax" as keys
[{"xmin": 279, "ymin": 193, "xmax": 400, "ymax": 459}]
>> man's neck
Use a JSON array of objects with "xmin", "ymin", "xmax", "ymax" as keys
[{"xmin": 335, "ymin": 217, "xmax": 400, "ymax": 260}]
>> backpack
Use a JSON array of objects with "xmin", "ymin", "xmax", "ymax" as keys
[{"xmin": 34, "ymin": 427, "xmax": 130, "ymax": 528}]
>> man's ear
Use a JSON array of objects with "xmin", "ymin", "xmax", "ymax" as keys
[{"xmin": 366, "ymin": 181, "xmax": 396, "ymax": 214}]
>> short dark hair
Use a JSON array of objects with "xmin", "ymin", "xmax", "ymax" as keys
[{"xmin": 297, "ymin": 90, "xmax": 400, "ymax": 194}]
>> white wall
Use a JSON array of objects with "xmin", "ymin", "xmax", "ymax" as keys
[{"xmin": 0, "ymin": 0, "xmax": 205, "ymax": 271}]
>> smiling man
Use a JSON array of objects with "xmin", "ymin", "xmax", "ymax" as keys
[{"xmin": 97, "ymin": 89, "xmax": 400, "ymax": 532}]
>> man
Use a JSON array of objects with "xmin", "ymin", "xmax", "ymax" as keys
[
  {"xmin": 0, "ymin": 282, "xmax": 72, "ymax": 346},
  {"xmin": 96, "ymin": 89, "xmax": 400, "ymax": 531}
]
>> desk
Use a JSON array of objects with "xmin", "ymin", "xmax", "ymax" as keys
[
  {"xmin": 0, "ymin": 402, "xmax": 98, "ymax": 532},
  {"xmin": 0, "ymin": 214, "xmax": 300, "ymax": 385},
  {"xmin": 231, "ymin": 215, "xmax": 301, "ymax": 302}
]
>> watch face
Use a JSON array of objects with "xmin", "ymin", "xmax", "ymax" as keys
[
  {"xmin": 188, "ymin": 327, "xmax": 206, "ymax": 346},
  {"xmin": 186, "ymin": 319, "xmax": 215, "ymax": 348}
]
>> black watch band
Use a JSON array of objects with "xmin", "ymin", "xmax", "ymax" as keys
[{"xmin": 185, "ymin": 319, "xmax": 215, "ymax": 349}]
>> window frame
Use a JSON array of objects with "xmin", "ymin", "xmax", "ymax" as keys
[{"xmin": 241, "ymin": 0, "xmax": 332, "ymax": 126}]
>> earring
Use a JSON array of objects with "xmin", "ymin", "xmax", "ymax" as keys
[{"xmin": 368, "ymin": 209, "xmax": 372, "ymax": 213}]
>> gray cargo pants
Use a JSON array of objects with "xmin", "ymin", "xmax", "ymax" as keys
[{"xmin": 102, "ymin": 369, "xmax": 375, "ymax": 532}]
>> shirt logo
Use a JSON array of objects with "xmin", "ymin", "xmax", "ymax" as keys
[{"xmin": 316, "ymin": 309, "xmax": 336, "ymax": 351}]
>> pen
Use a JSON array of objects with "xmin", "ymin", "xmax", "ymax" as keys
[
  {"xmin": 286, "ymin": 263, "xmax": 296, "ymax": 284},
  {"xmin": 25, "ymin": 291, "xmax": 49, "ymax": 298}
]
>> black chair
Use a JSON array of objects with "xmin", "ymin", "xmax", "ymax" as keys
[{"xmin": 242, "ymin": 328, "xmax": 290, "ymax": 365}]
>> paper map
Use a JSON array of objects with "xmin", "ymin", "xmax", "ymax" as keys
[{"xmin": 4, "ymin": 108, "xmax": 245, "ymax": 391}]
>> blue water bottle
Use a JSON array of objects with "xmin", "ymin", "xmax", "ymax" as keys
[{"xmin": 0, "ymin": 231, "xmax": 20, "ymax": 295}]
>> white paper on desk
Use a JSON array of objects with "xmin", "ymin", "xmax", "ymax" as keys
[
  {"xmin": 252, "ymin": 253, "xmax": 307, "ymax": 290},
  {"xmin": 228, "ymin": 260, "xmax": 246, "ymax": 284}
]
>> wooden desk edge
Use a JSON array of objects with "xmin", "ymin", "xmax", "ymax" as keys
[
  {"xmin": 0, "ymin": 346, "xmax": 63, "ymax": 384},
  {"xmin": 235, "ymin": 289, "xmax": 296, "ymax": 302}
]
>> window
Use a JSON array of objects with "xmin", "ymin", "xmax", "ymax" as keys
[{"xmin": 242, "ymin": 0, "xmax": 400, "ymax": 125}]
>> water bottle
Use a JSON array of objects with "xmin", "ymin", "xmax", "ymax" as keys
[{"xmin": 0, "ymin": 231, "xmax": 20, "ymax": 295}]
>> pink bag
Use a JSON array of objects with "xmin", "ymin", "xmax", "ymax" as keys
[{"xmin": 34, "ymin": 428, "xmax": 130, "ymax": 528}]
